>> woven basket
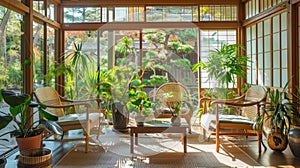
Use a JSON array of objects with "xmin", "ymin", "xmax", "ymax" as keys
[{"xmin": 18, "ymin": 148, "xmax": 52, "ymax": 168}]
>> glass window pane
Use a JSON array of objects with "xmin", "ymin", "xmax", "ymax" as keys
[
  {"xmin": 64, "ymin": 7, "xmax": 101, "ymax": 23},
  {"xmin": 0, "ymin": 8, "xmax": 23, "ymax": 91},
  {"xmin": 33, "ymin": 0, "xmax": 45, "ymax": 15},
  {"xmin": 46, "ymin": 26, "xmax": 55, "ymax": 87},
  {"xmin": 200, "ymin": 5, "xmax": 237, "ymax": 21},
  {"xmin": 33, "ymin": 22, "xmax": 45, "ymax": 88},
  {"xmin": 281, "ymin": 12, "xmax": 287, "ymax": 30},
  {"xmin": 264, "ymin": 19, "xmax": 270, "ymax": 35},
  {"xmin": 273, "ymin": 51, "xmax": 280, "ymax": 68},
  {"xmin": 264, "ymin": 70, "xmax": 271, "ymax": 86},
  {"xmin": 102, "ymin": 7, "xmax": 107, "ymax": 22},
  {"xmin": 273, "ymin": 33, "xmax": 280, "ymax": 51},
  {"xmin": 281, "ymin": 30, "xmax": 287, "ymax": 49},
  {"xmin": 264, "ymin": 35, "xmax": 270, "ymax": 52},
  {"xmin": 258, "ymin": 38, "xmax": 263, "ymax": 53},
  {"xmin": 273, "ymin": 69, "xmax": 280, "ymax": 87},
  {"xmin": 273, "ymin": 15, "xmax": 280, "ymax": 33},
  {"xmin": 251, "ymin": 25, "xmax": 256, "ymax": 40},
  {"xmin": 282, "ymin": 69, "xmax": 288, "ymax": 86},
  {"xmin": 282, "ymin": 49, "xmax": 288, "ymax": 68},
  {"xmin": 258, "ymin": 53, "xmax": 263, "ymax": 68},
  {"xmin": 246, "ymin": 27, "xmax": 251, "ymax": 41},
  {"xmin": 47, "ymin": 0, "xmax": 55, "ymax": 21},
  {"xmin": 258, "ymin": 70, "xmax": 263, "ymax": 85},
  {"xmin": 257, "ymin": 22, "xmax": 263, "ymax": 37},
  {"xmin": 247, "ymin": 41, "xmax": 251, "ymax": 54},
  {"xmin": 256, "ymin": 0, "xmax": 259, "ymax": 14},
  {"xmin": 252, "ymin": 55, "xmax": 256, "ymax": 68},
  {"xmin": 64, "ymin": 30, "xmax": 98, "ymax": 99},
  {"xmin": 247, "ymin": 69, "xmax": 252, "ymax": 83},
  {"xmin": 147, "ymin": 6, "xmax": 196, "ymax": 22},
  {"xmin": 252, "ymin": 40, "xmax": 256, "ymax": 54},
  {"xmin": 199, "ymin": 29, "xmax": 236, "ymax": 88},
  {"xmin": 264, "ymin": 52, "xmax": 270, "ymax": 68},
  {"xmin": 252, "ymin": 70, "xmax": 257, "ymax": 84},
  {"xmin": 115, "ymin": 7, "xmax": 144, "ymax": 22}
]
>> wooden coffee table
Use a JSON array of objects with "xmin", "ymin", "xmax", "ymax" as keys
[{"xmin": 128, "ymin": 125, "xmax": 188, "ymax": 154}]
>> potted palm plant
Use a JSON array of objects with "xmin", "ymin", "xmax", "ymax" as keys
[
  {"xmin": 257, "ymin": 81, "xmax": 299, "ymax": 152},
  {"xmin": 0, "ymin": 89, "xmax": 63, "ymax": 152}
]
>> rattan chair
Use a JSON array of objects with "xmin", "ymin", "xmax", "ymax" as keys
[
  {"xmin": 153, "ymin": 82, "xmax": 194, "ymax": 133},
  {"xmin": 34, "ymin": 87, "xmax": 105, "ymax": 153},
  {"xmin": 200, "ymin": 85, "xmax": 267, "ymax": 153}
]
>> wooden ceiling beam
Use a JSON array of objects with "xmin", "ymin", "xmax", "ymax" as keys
[
  {"xmin": 33, "ymin": 11, "xmax": 61, "ymax": 29},
  {"xmin": 0, "ymin": 0, "xmax": 28, "ymax": 15}
]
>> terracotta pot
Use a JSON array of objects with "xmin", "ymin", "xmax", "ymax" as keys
[{"xmin": 16, "ymin": 134, "xmax": 42, "ymax": 152}]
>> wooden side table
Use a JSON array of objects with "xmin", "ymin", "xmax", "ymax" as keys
[{"xmin": 128, "ymin": 125, "xmax": 187, "ymax": 154}]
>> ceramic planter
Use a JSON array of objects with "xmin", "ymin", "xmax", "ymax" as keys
[{"xmin": 289, "ymin": 126, "xmax": 300, "ymax": 157}]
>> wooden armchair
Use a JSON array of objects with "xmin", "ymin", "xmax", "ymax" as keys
[
  {"xmin": 34, "ymin": 87, "xmax": 105, "ymax": 153},
  {"xmin": 153, "ymin": 83, "xmax": 194, "ymax": 133},
  {"xmin": 200, "ymin": 85, "xmax": 267, "ymax": 153}
]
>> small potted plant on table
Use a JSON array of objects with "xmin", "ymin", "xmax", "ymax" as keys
[{"xmin": 128, "ymin": 76, "xmax": 151, "ymax": 126}]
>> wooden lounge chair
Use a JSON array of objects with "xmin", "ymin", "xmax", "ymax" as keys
[
  {"xmin": 200, "ymin": 85, "xmax": 267, "ymax": 153},
  {"xmin": 153, "ymin": 82, "xmax": 194, "ymax": 133},
  {"xmin": 34, "ymin": 87, "xmax": 105, "ymax": 153}
]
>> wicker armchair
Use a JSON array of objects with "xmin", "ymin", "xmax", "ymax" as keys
[
  {"xmin": 153, "ymin": 83, "xmax": 194, "ymax": 133},
  {"xmin": 200, "ymin": 85, "xmax": 267, "ymax": 153},
  {"xmin": 34, "ymin": 87, "xmax": 105, "ymax": 153}
]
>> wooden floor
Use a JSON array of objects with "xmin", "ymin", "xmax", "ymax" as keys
[
  {"xmin": 192, "ymin": 125, "xmax": 300, "ymax": 167},
  {"xmin": 233, "ymin": 136, "xmax": 300, "ymax": 167},
  {"xmin": 4, "ymin": 125, "xmax": 300, "ymax": 167}
]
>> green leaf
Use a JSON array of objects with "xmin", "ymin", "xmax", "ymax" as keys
[
  {"xmin": 1, "ymin": 90, "xmax": 30, "ymax": 107},
  {"xmin": 0, "ymin": 115, "xmax": 13, "ymax": 130},
  {"xmin": 38, "ymin": 108, "xmax": 59, "ymax": 121},
  {"xmin": 10, "ymin": 106, "xmax": 23, "ymax": 116}
]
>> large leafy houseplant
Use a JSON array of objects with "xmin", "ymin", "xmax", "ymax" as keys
[
  {"xmin": 192, "ymin": 44, "xmax": 249, "ymax": 99},
  {"xmin": 0, "ymin": 90, "xmax": 62, "ymax": 150}
]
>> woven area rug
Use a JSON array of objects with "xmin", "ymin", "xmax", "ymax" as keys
[{"xmin": 54, "ymin": 128, "xmax": 262, "ymax": 168}]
